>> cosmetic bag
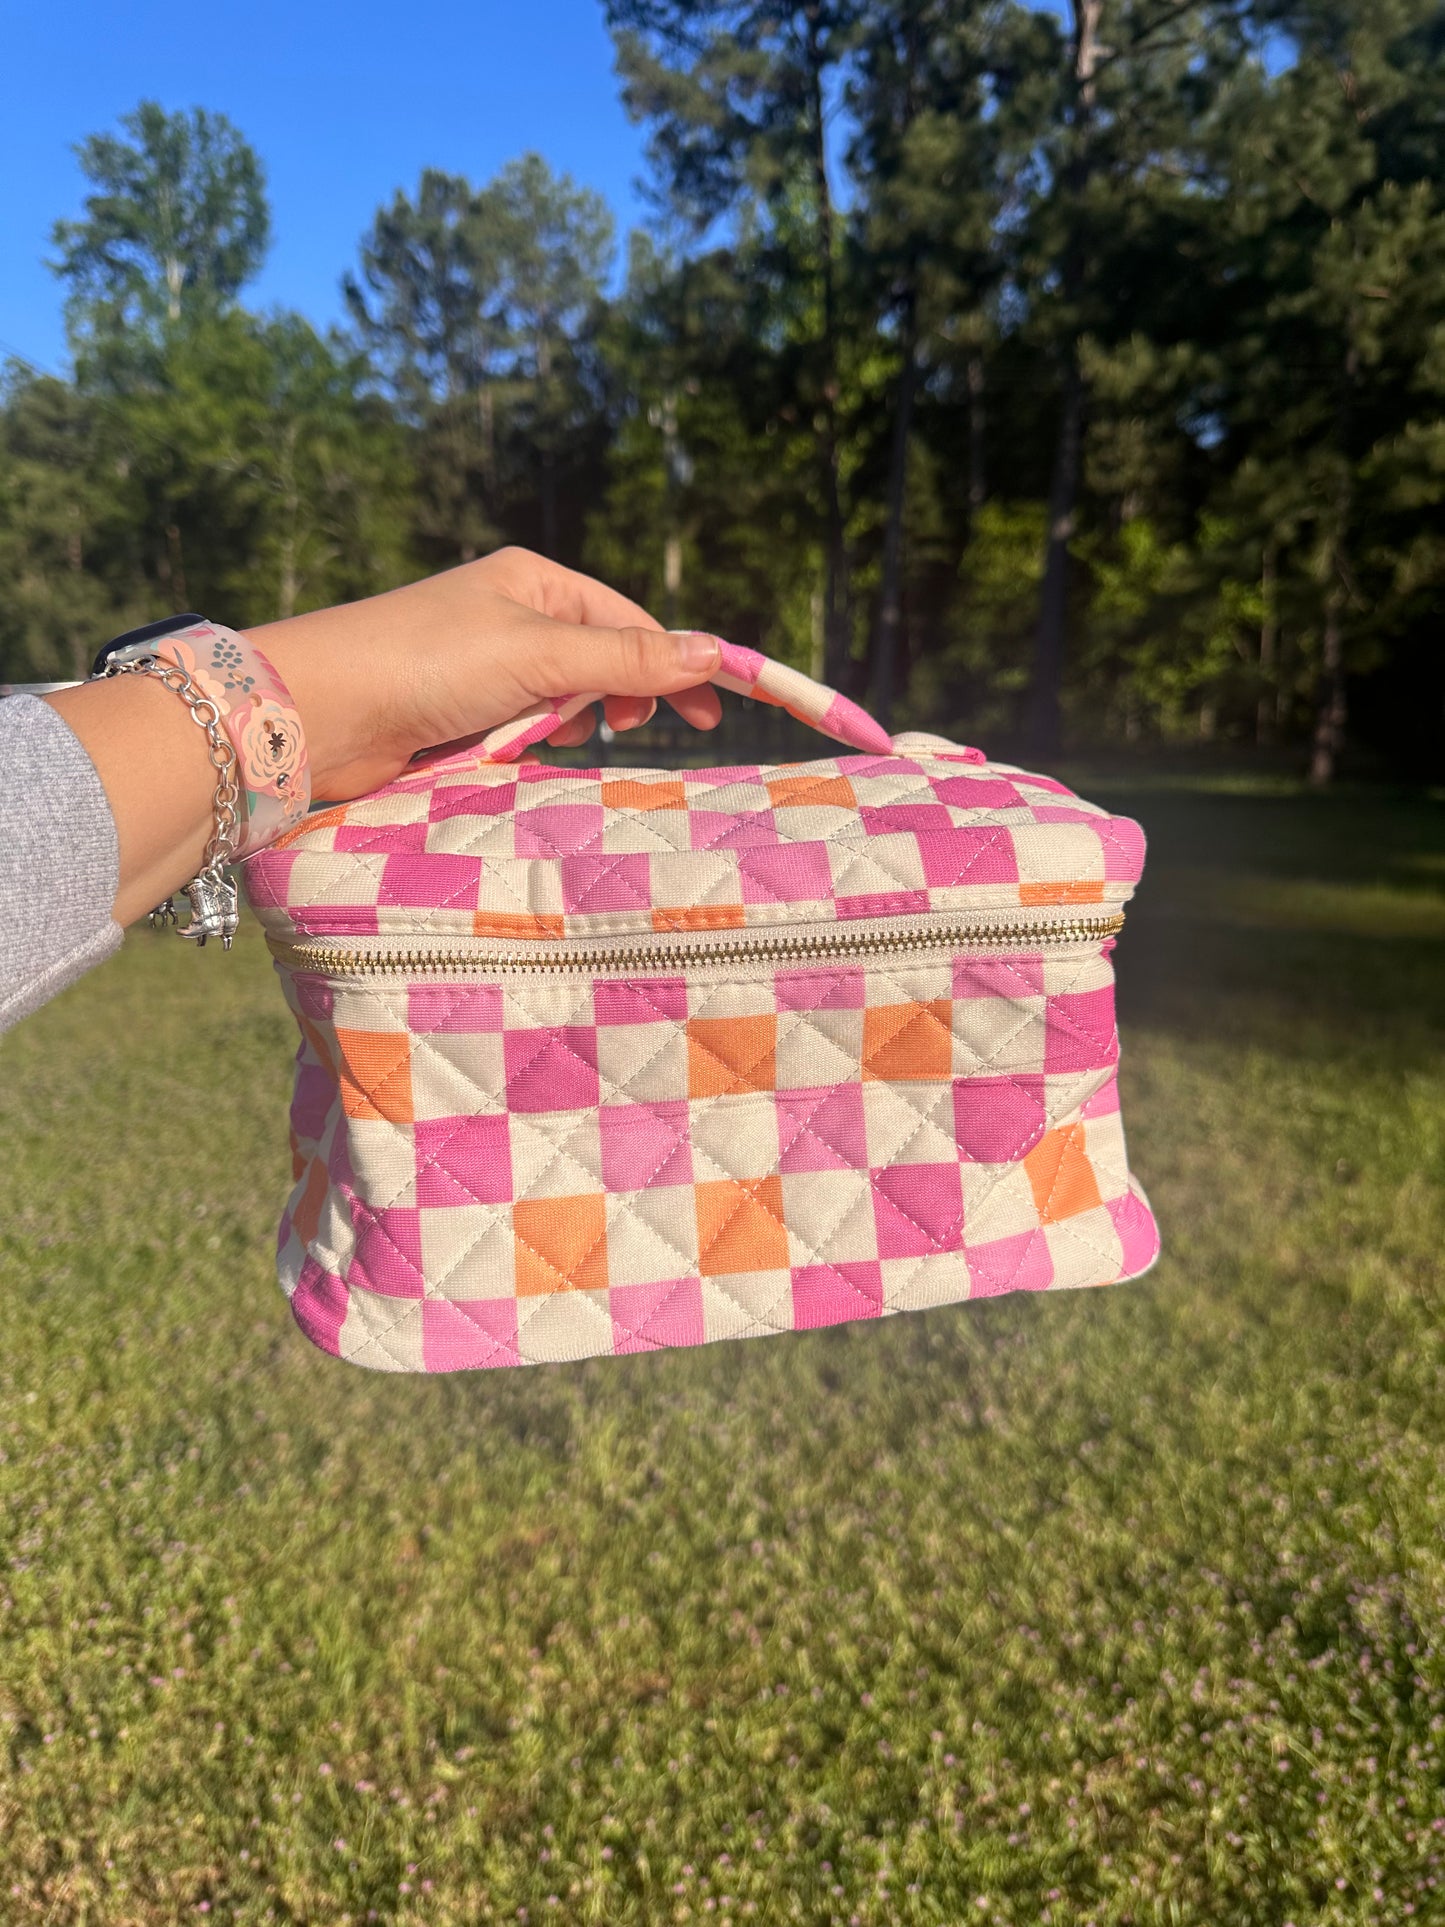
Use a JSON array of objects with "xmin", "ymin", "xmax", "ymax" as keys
[{"xmin": 244, "ymin": 645, "xmax": 1159, "ymax": 1373}]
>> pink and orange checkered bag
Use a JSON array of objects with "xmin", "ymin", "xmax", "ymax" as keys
[{"xmin": 244, "ymin": 646, "xmax": 1158, "ymax": 1372}]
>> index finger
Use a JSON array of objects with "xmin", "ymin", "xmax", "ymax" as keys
[{"xmin": 529, "ymin": 555, "xmax": 666, "ymax": 633}]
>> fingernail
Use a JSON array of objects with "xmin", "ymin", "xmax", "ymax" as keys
[{"xmin": 675, "ymin": 631, "xmax": 721, "ymax": 673}]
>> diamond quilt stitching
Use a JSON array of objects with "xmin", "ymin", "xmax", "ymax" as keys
[
  {"xmin": 252, "ymin": 748, "xmax": 1144, "ymax": 943},
  {"xmin": 302, "ymin": 949, "xmax": 1120, "ymax": 1365},
  {"xmin": 260, "ymin": 736, "xmax": 1156, "ymax": 1371}
]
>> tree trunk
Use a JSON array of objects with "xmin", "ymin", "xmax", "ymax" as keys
[
  {"xmin": 537, "ymin": 329, "xmax": 558, "ymax": 559},
  {"xmin": 872, "ymin": 292, "xmax": 919, "ymax": 731},
  {"xmin": 1310, "ymin": 582, "xmax": 1346, "ymax": 785},
  {"xmin": 661, "ymin": 387, "xmax": 682, "ymax": 628},
  {"xmin": 67, "ymin": 504, "xmax": 88, "ymax": 680},
  {"xmin": 478, "ymin": 385, "xmax": 496, "ymax": 499},
  {"xmin": 966, "ymin": 354, "xmax": 987, "ymax": 533},
  {"xmin": 278, "ymin": 420, "xmax": 300, "ymax": 620},
  {"xmin": 1257, "ymin": 539, "xmax": 1277, "ymax": 745},
  {"xmin": 1027, "ymin": 358, "xmax": 1085, "ymax": 758},
  {"xmin": 1026, "ymin": 0, "xmax": 1101, "ymax": 761},
  {"xmin": 1311, "ymin": 345, "xmax": 1359, "ymax": 785},
  {"xmin": 541, "ymin": 452, "xmax": 559, "ymax": 560},
  {"xmin": 805, "ymin": 29, "xmax": 851, "ymax": 691},
  {"xmin": 161, "ymin": 520, "xmax": 189, "ymax": 609}
]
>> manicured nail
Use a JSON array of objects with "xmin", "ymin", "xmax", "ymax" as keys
[{"xmin": 675, "ymin": 631, "xmax": 721, "ymax": 673}]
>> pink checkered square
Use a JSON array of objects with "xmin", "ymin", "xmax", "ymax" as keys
[
  {"xmin": 421, "ymin": 1296, "xmax": 520, "ymax": 1370},
  {"xmin": 561, "ymin": 853, "xmax": 651, "ymax": 914},
  {"xmin": 777, "ymin": 1086, "xmax": 868, "ymax": 1173},
  {"xmin": 610, "ymin": 1276, "xmax": 706, "ymax": 1352},
  {"xmin": 600, "ymin": 1101, "xmax": 694, "ymax": 1190},
  {"xmin": 738, "ymin": 841, "xmax": 833, "ymax": 905},
  {"xmin": 791, "ymin": 1261, "xmax": 885, "ymax": 1328},
  {"xmin": 953, "ymin": 1074, "xmax": 1047, "ymax": 1163},
  {"xmin": 407, "ymin": 983, "xmax": 505, "ymax": 1032},
  {"xmin": 414, "ymin": 1114, "xmax": 513, "ymax": 1207},
  {"xmin": 870, "ymin": 1163, "xmax": 966, "ymax": 1258},
  {"xmin": 917, "ymin": 827, "xmax": 1020, "ymax": 888},
  {"xmin": 594, "ymin": 977, "xmax": 690, "ymax": 1025},
  {"xmin": 345, "ymin": 1201, "xmax": 425, "ymax": 1298},
  {"xmin": 503, "ymin": 1025, "xmax": 600, "ymax": 1113},
  {"xmin": 515, "ymin": 803, "xmax": 604, "ymax": 857}
]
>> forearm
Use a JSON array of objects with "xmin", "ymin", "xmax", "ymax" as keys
[
  {"xmin": 17, "ymin": 550, "xmax": 717, "ymax": 982},
  {"xmin": 43, "ymin": 675, "xmax": 216, "ymax": 929},
  {"xmin": 42, "ymin": 596, "xmax": 439, "ymax": 930}
]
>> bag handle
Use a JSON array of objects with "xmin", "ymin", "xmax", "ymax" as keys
[{"xmin": 478, "ymin": 636, "xmax": 893, "ymax": 762}]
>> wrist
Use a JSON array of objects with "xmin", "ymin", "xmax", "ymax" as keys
[
  {"xmin": 245, "ymin": 606, "xmax": 401, "ymax": 802},
  {"xmin": 93, "ymin": 617, "xmax": 311, "ymax": 852},
  {"xmin": 46, "ymin": 675, "xmax": 215, "ymax": 927}
]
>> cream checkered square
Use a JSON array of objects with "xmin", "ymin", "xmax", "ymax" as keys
[
  {"xmin": 862, "ymin": 1080, "xmax": 959, "ymax": 1168},
  {"xmin": 596, "ymin": 1021, "xmax": 689, "ymax": 1104},
  {"xmin": 781, "ymin": 1168, "xmax": 879, "ymax": 1268},
  {"xmin": 701, "ymin": 1269, "xmax": 795, "ymax": 1333},
  {"xmin": 339, "ymin": 1285, "xmax": 428, "ymax": 1372},
  {"xmin": 419, "ymin": 1204, "xmax": 516, "ymax": 1297},
  {"xmin": 775, "ymin": 1007, "xmax": 864, "ymax": 1089},
  {"xmin": 689, "ymin": 1093, "xmax": 782, "ymax": 1183},
  {"xmin": 510, "ymin": 1110, "xmax": 604, "ymax": 1200},
  {"xmin": 605, "ymin": 1187, "xmax": 699, "ymax": 1285}
]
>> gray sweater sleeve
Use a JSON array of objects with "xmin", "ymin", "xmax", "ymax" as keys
[{"xmin": 0, "ymin": 696, "xmax": 123, "ymax": 1034}]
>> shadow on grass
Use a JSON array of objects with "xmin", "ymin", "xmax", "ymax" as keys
[
  {"xmin": 1077, "ymin": 778, "xmax": 1445, "ymax": 1059},
  {"xmin": 1080, "ymin": 774, "xmax": 1445, "ymax": 896}
]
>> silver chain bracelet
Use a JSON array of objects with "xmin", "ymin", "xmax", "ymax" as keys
[{"xmin": 98, "ymin": 653, "xmax": 243, "ymax": 948}]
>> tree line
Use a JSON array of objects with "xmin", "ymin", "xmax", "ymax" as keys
[{"xmin": 2, "ymin": 0, "xmax": 1441, "ymax": 779}]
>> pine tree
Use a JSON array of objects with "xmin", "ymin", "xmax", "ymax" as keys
[
  {"xmin": 53, "ymin": 101, "xmax": 269, "ymax": 345},
  {"xmin": 605, "ymin": 2, "xmax": 864, "ymax": 685},
  {"xmin": 345, "ymin": 170, "xmax": 508, "ymax": 564},
  {"xmin": 847, "ymin": 0, "xmax": 1029, "ymax": 723},
  {"xmin": 1016, "ymin": 0, "xmax": 1249, "ymax": 757}
]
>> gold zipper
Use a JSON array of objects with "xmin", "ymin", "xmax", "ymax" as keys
[{"xmin": 269, "ymin": 910, "xmax": 1124, "ymax": 979}]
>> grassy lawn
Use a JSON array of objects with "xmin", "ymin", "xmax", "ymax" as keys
[{"xmin": 1, "ymin": 769, "xmax": 1443, "ymax": 1926}]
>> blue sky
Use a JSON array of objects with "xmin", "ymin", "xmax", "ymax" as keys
[{"xmin": 0, "ymin": 0, "xmax": 655, "ymax": 375}]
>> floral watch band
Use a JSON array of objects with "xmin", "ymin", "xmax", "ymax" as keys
[{"xmin": 94, "ymin": 618, "xmax": 311, "ymax": 856}]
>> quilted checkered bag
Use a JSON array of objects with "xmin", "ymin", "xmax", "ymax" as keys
[{"xmin": 244, "ymin": 644, "xmax": 1159, "ymax": 1372}]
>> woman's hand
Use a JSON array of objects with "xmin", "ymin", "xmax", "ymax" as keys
[
  {"xmin": 250, "ymin": 548, "xmax": 722, "ymax": 799},
  {"xmin": 47, "ymin": 549, "xmax": 723, "ymax": 927}
]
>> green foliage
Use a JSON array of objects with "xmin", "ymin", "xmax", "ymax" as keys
[
  {"xmin": 52, "ymin": 101, "xmax": 269, "ymax": 344},
  {"xmin": 0, "ymin": 370, "xmax": 145, "ymax": 680},
  {"xmin": 3, "ymin": 14, "xmax": 1443, "ymax": 771},
  {"xmin": 2, "ymin": 780, "xmax": 1444, "ymax": 1920},
  {"xmin": 346, "ymin": 155, "xmax": 615, "ymax": 567}
]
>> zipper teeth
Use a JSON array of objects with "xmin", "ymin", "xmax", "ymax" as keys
[{"xmin": 270, "ymin": 912, "xmax": 1125, "ymax": 978}]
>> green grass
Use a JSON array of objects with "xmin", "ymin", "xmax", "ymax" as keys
[{"xmin": 2, "ymin": 773, "xmax": 1444, "ymax": 1927}]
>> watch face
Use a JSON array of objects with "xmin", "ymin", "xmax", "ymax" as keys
[{"xmin": 91, "ymin": 614, "xmax": 205, "ymax": 678}]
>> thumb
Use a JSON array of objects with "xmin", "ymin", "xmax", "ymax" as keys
[{"xmin": 531, "ymin": 622, "xmax": 721, "ymax": 700}]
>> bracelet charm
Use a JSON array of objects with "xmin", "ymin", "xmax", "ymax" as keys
[
  {"xmin": 93, "ymin": 619, "xmax": 310, "ymax": 857},
  {"xmin": 96, "ymin": 650, "xmax": 246, "ymax": 948},
  {"xmin": 176, "ymin": 870, "xmax": 240, "ymax": 947},
  {"xmin": 90, "ymin": 614, "xmax": 311, "ymax": 954}
]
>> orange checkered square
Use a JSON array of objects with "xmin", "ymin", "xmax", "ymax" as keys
[
  {"xmin": 688, "ymin": 1013, "xmax": 778, "ymax": 1097},
  {"xmin": 1019, "ymin": 880, "xmax": 1106, "ymax": 907},
  {"xmin": 334, "ymin": 1028, "xmax": 414, "ymax": 1122},
  {"xmin": 1024, "ymin": 1124, "xmax": 1104, "ymax": 1222},
  {"xmin": 651, "ymin": 903, "xmax": 747, "ymax": 934},
  {"xmin": 472, "ymin": 910, "xmax": 566, "ymax": 940},
  {"xmin": 513, "ymin": 1193, "xmax": 609, "ymax": 1295},
  {"xmin": 696, "ymin": 1175, "xmax": 789, "ymax": 1275},
  {"xmin": 602, "ymin": 777, "xmax": 688, "ymax": 812},
  {"xmin": 766, "ymin": 771, "xmax": 857, "ymax": 811},
  {"xmin": 862, "ymin": 1000, "xmax": 953, "ymax": 1082}
]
